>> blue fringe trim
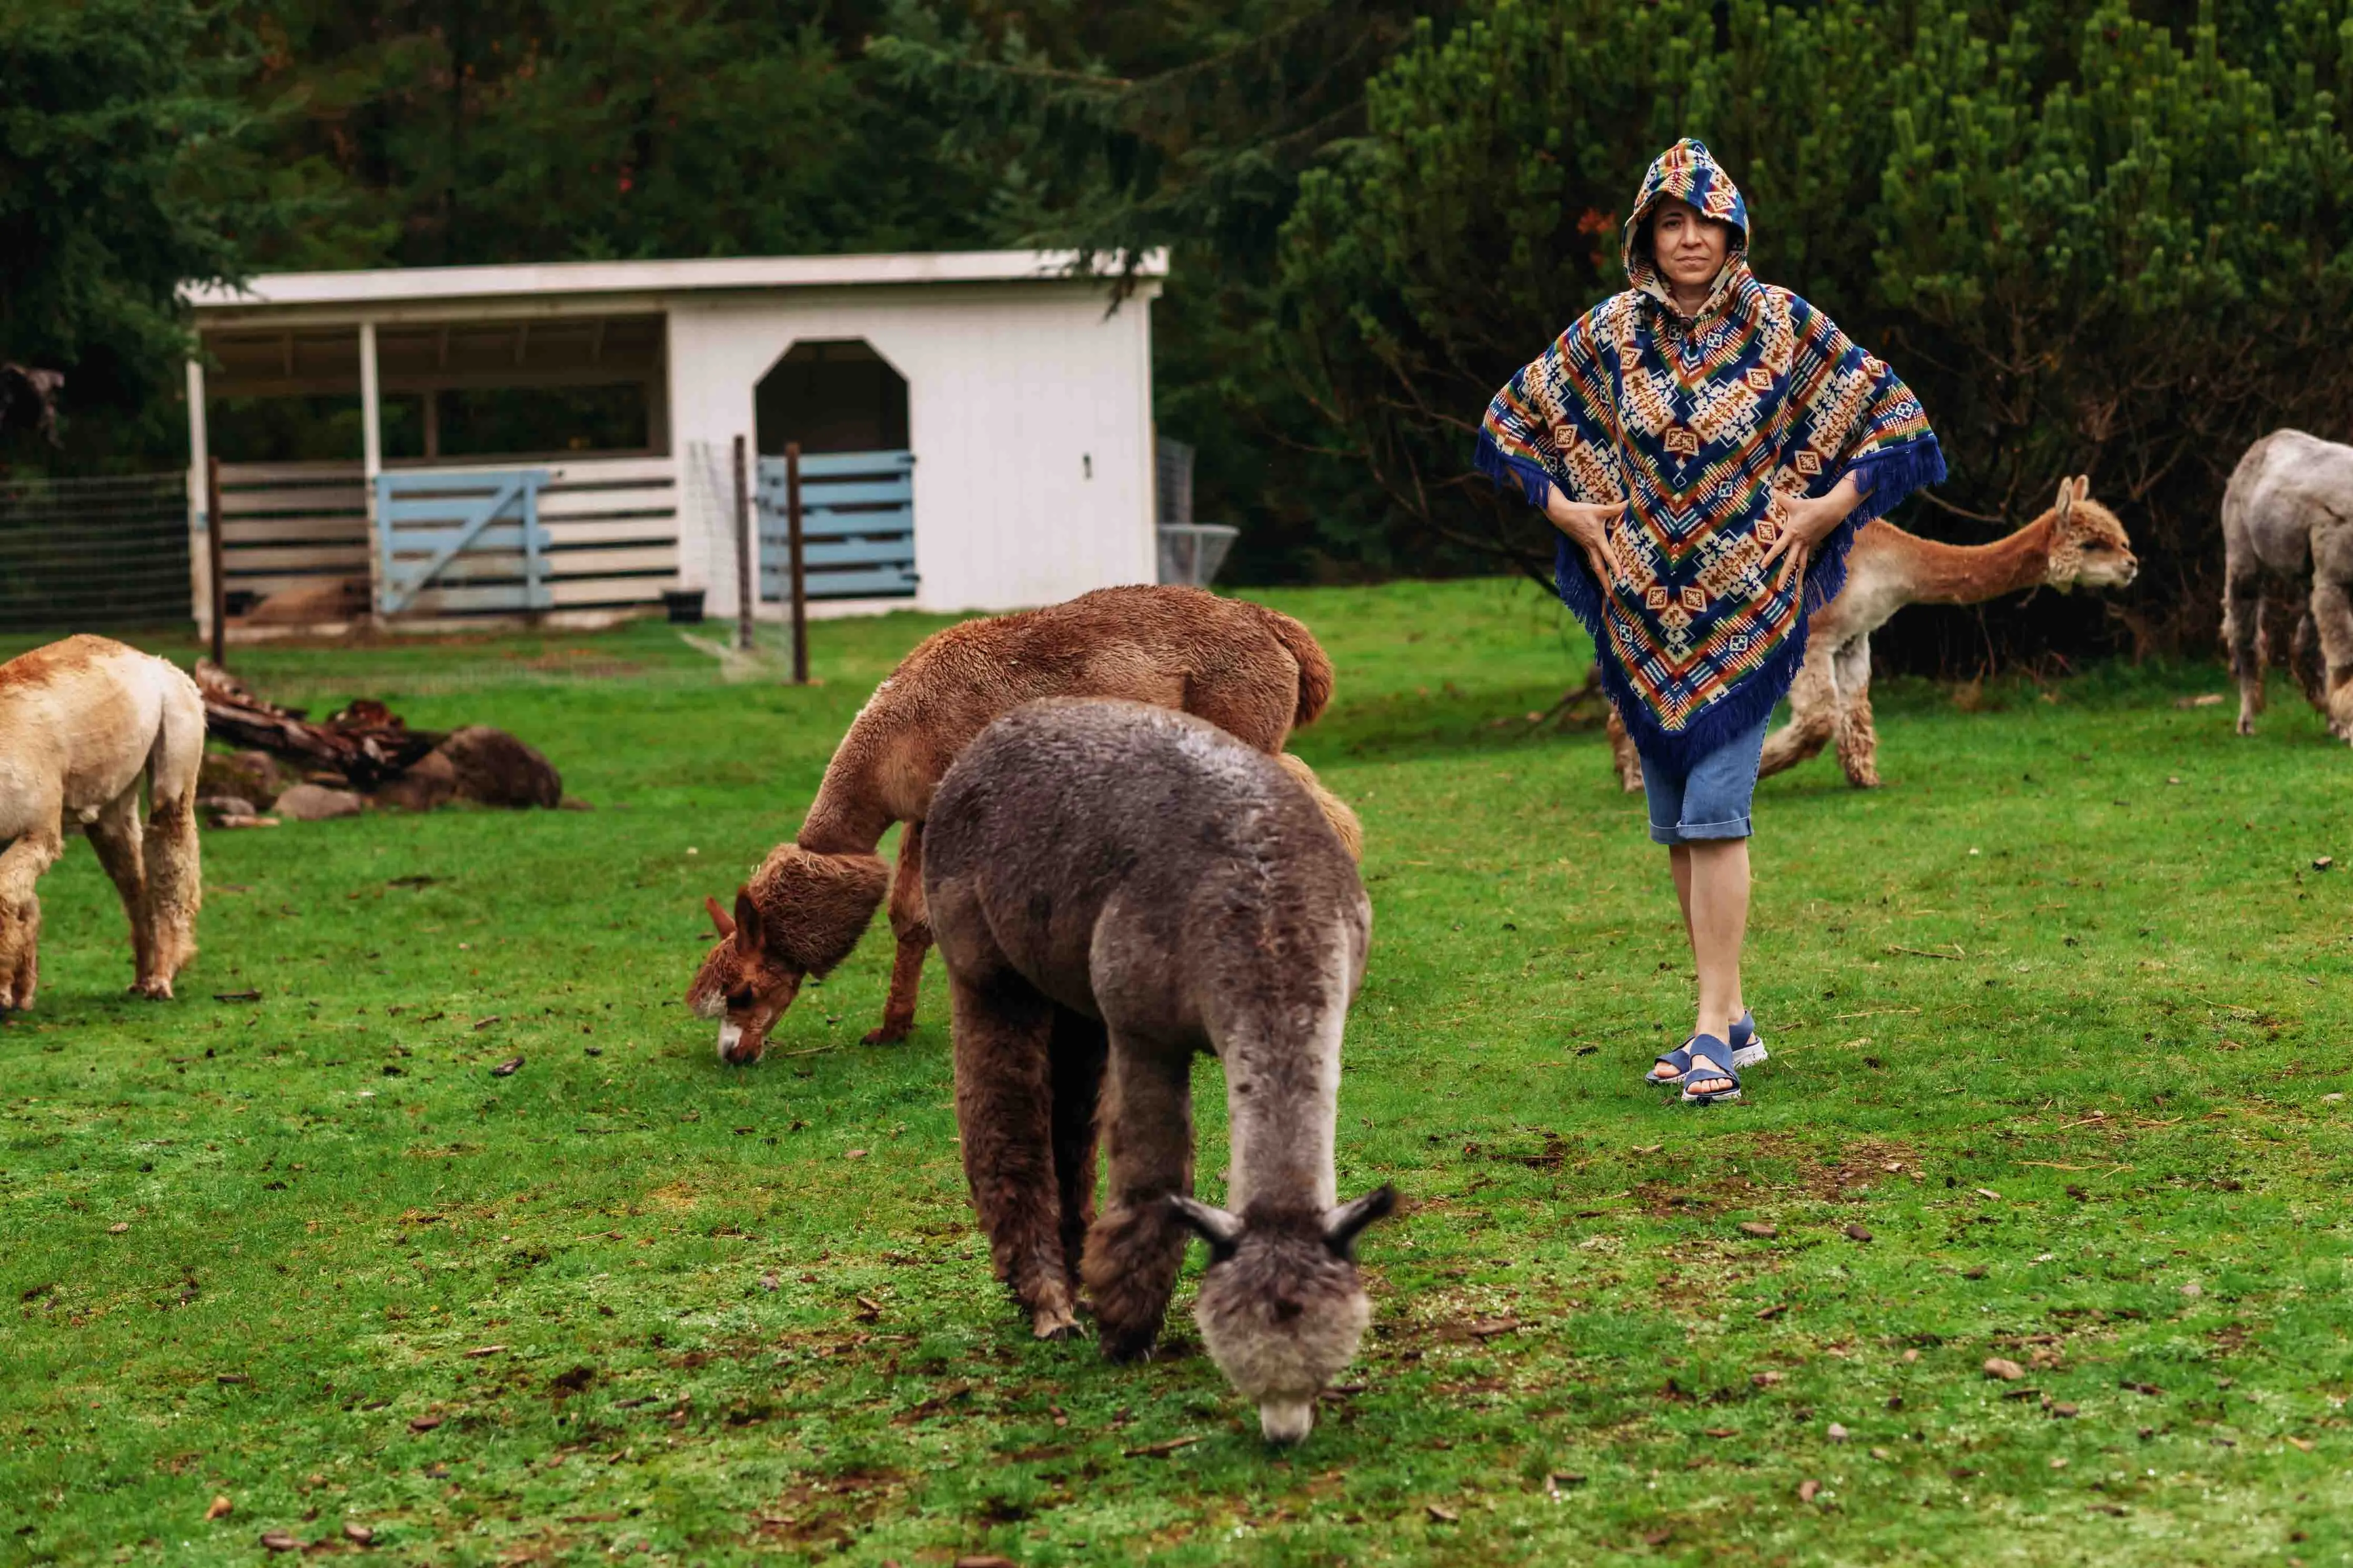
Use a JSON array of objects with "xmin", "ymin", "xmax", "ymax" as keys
[
  {"xmin": 1513, "ymin": 432, "xmax": 1946, "ymax": 775},
  {"xmin": 1474, "ymin": 427, "xmax": 1555, "ymax": 510}
]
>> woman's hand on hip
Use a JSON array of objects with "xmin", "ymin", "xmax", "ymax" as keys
[
  {"xmin": 1759, "ymin": 473, "xmax": 1866, "ymax": 592},
  {"xmin": 1543, "ymin": 487, "xmax": 1627, "ymax": 584}
]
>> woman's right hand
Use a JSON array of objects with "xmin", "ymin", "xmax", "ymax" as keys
[{"xmin": 1543, "ymin": 488, "xmax": 1627, "ymax": 585}]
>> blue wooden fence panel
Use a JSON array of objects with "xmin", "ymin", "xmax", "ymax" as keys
[
  {"xmin": 757, "ymin": 449, "xmax": 917, "ymax": 602},
  {"xmin": 376, "ymin": 468, "xmax": 552, "ymax": 615}
]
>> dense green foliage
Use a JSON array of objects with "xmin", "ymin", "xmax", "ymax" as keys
[
  {"xmin": 0, "ymin": 0, "xmax": 255, "ymax": 466},
  {"xmin": 1276, "ymin": 1, "xmax": 2353, "ymax": 657},
  {"xmin": 3, "ymin": 583, "xmax": 2349, "ymax": 1560}
]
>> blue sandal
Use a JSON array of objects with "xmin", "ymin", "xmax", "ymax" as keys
[
  {"xmin": 1729, "ymin": 1009, "xmax": 1769, "ymax": 1071},
  {"xmin": 1645, "ymin": 1041, "xmax": 1695, "ymax": 1088},
  {"xmin": 1680, "ymin": 1036, "xmax": 1741, "ymax": 1105}
]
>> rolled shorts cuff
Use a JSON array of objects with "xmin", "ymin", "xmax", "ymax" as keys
[{"xmin": 1648, "ymin": 814, "xmax": 1753, "ymax": 846}]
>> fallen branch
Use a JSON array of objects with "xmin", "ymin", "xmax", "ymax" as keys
[{"xmin": 195, "ymin": 661, "xmax": 440, "ymax": 788}]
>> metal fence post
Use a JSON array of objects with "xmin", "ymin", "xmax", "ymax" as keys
[
  {"xmin": 732, "ymin": 434, "xmax": 754, "ymax": 654},
  {"xmin": 205, "ymin": 456, "xmax": 226, "ymax": 667},
  {"xmin": 787, "ymin": 441, "xmax": 808, "ymax": 685}
]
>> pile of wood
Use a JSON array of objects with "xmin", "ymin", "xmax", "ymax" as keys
[{"xmin": 194, "ymin": 661, "xmax": 567, "ymax": 823}]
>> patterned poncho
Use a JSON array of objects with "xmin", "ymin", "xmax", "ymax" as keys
[{"xmin": 1477, "ymin": 139, "xmax": 1944, "ymax": 770}]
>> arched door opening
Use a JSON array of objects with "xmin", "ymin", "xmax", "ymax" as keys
[{"xmin": 751, "ymin": 340, "xmax": 916, "ymax": 602}]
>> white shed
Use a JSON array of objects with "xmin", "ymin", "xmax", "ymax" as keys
[{"xmin": 180, "ymin": 250, "xmax": 1167, "ymax": 634}]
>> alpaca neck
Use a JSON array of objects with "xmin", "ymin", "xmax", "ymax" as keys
[
  {"xmin": 1218, "ymin": 947, "xmax": 1350, "ymax": 1216},
  {"xmin": 1901, "ymin": 513, "xmax": 2055, "ymax": 606},
  {"xmin": 794, "ymin": 709, "xmax": 899, "ymax": 855}
]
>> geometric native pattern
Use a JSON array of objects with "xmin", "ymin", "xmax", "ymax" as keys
[{"xmin": 1476, "ymin": 139, "xmax": 1945, "ymax": 770}]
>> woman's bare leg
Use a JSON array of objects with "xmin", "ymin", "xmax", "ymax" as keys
[
  {"xmin": 1668, "ymin": 843, "xmax": 1744, "ymax": 1025},
  {"xmin": 1683, "ymin": 839, "xmax": 1749, "ymax": 1094}
]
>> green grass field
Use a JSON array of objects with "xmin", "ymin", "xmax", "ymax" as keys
[{"xmin": 3, "ymin": 579, "xmax": 2348, "ymax": 1565}]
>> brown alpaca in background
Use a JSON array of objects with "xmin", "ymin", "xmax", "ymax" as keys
[
  {"xmin": 0, "ymin": 636, "xmax": 205, "ymax": 1008},
  {"xmin": 924, "ymin": 699, "xmax": 1389, "ymax": 1445},
  {"xmin": 2221, "ymin": 429, "xmax": 2353, "ymax": 741},
  {"xmin": 687, "ymin": 585, "xmax": 1364, "ymax": 1063},
  {"xmin": 1606, "ymin": 477, "xmax": 2137, "ymax": 790}
]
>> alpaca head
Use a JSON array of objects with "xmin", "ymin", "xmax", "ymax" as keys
[
  {"xmin": 685, "ymin": 846, "xmax": 888, "ymax": 1064},
  {"xmin": 1170, "ymin": 1186, "xmax": 1395, "ymax": 1445},
  {"xmin": 2044, "ymin": 476, "xmax": 2138, "ymax": 592}
]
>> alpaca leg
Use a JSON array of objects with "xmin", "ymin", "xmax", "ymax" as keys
[
  {"xmin": 1081, "ymin": 1041, "xmax": 1195, "ymax": 1362},
  {"xmin": 1760, "ymin": 643, "xmax": 1837, "ymax": 778},
  {"xmin": 2225, "ymin": 563, "xmax": 2265, "ymax": 735},
  {"xmin": 135, "ymin": 684, "xmax": 205, "ymax": 997},
  {"xmin": 0, "ymin": 826, "xmax": 63, "ymax": 1012},
  {"xmin": 2308, "ymin": 564, "xmax": 2353, "ymax": 742},
  {"xmin": 1273, "ymin": 753, "xmax": 1363, "ymax": 861},
  {"xmin": 949, "ymin": 967, "xmax": 1078, "ymax": 1338},
  {"xmin": 2292, "ymin": 609, "xmax": 2327, "ymax": 713},
  {"xmin": 1830, "ymin": 636, "xmax": 1880, "ymax": 788},
  {"xmin": 137, "ymin": 789, "xmax": 201, "ymax": 997},
  {"xmin": 83, "ymin": 786, "xmax": 154, "ymax": 991},
  {"xmin": 1604, "ymin": 708, "xmax": 1644, "ymax": 793},
  {"xmin": 865, "ymin": 822, "xmax": 929, "ymax": 1045},
  {"xmin": 1049, "ymin": 1006, "xmax": 1109, "ymax": 1293}
]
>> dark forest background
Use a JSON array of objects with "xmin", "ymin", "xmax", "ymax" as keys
[{"xmin": 8, "ymin": 0, "xmax": 2353, "ymax": 671}]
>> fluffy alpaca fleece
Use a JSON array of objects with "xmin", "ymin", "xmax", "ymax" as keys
[
  {"xmin": 1606, "ymin": 477, "xmax": 2137, "ymax": 790},
  {"xmin": 0, "ymin": 635, "xmax": 205, "ymax": 1007},
  {"xmin": 687, "ymin": 585, "xmax": 1362, "ymax": 1063},
  {"xmin": 2223, "ymin": 430, "xmax": 2353, "ymax": 742},
  {"xmin": 922, "ymin": 699, "xmax": 1391, "ymax": 1444}
]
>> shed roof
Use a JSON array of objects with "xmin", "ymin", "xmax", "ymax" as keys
[{"xmin": 185, "ymin": 249, "xmax": 1167, "ymax": 316}]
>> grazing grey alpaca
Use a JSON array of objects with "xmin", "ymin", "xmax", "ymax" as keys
[
  {"xmin": 923, "ymin": 698, "xmax": 1391, "ymax": 1445},
  {"xmin": 2224, "ymin": 429, "xmax": 2353, "ymax": 741}
]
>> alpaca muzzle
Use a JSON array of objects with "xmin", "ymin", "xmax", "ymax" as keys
[{"xmin": 1257, "ymin": 1398, "xmax": 1315, "ymax": 1446}]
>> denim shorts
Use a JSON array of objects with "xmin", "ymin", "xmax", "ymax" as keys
[{"xmin": 1636, "ymin": 711, "xmax": 1769, "ymax": 846}]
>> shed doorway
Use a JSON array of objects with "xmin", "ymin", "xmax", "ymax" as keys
[{"xmin": 753, "ymin": 340, "xmax": 916, "ymax": 602}]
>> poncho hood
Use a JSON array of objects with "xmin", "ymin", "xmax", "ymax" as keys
[{"xmin": 1623, "ymin": 138, "xmax": 1751, "ymax": 314}]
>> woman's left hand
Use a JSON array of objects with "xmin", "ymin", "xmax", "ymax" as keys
[{"xmin": 1758, "ymin": 473, "xmax": 1865, "ymax": 592}]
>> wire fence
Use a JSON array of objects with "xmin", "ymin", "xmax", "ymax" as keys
[{"xmin": 0, "ymin": 472, "xmax": 192, "ymax": 634}]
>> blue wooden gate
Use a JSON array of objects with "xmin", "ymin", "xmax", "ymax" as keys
[
  {"xmin": 757, "ymin": 449, "xmax": 917, "ymax": 603},
  {"xmin": 375, "ymin": 468, "xmax": 553, "ymax": 616}
]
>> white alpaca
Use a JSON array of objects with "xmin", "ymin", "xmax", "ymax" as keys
[{"xmin": 0, "ymin": 636, "xmax": 205, "ymax": 1008}]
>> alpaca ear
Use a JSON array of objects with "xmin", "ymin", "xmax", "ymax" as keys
[
  {"xmin": 1166, "ymin": 1194, "xmax": 1244, "ymax": 1261},
  {"xmin": 704, "ymin": 895, "xmax": 736, "ymax": 940},
  {"xmin": 732, "ymin": 887, "xmax": 762, "ymax": 958},
  {"xmin": 1322, "ymin": 1185, "xmax": 1397, "ymax": 1258},
  {"xmin": 2055, "ymin": 478, "xmax": 2075, "ymax": 522},
  {"xmin": 2074, "ymin": 474, "xmax": 2091, "ymax": 503}
]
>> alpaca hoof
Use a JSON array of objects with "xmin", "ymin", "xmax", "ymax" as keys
[
  {"xmin": 1097, "ymin": 1323, "xmax": 1159, "ymax": 1363},
  {"xmin": 1031, "ymin": 1306, "xmax": 1082, "ymax": 1341},
  {"xmin": 2236, "ymin": 717, "xmax": 2256, "ymax": 737},
  {"xmin": 861, "ymin": 1022, "xmax": 910, "ymax": 1047},
  {"xmin": 129, "ymin": 978, "xmax": 174, "ymax": 1001}
]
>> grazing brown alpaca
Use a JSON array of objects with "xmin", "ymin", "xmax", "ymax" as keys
[
  {"xmin": 924, "ymin": 699, "xmax": 1390, "ymax": 1445},
  {"xmin": 687, "ymin": 585, "xmax": 1363, "ymax": 1063},
  {"xmin": 0, "ymin": 636, "xmax": 205, "ymax": 1007},
  {"xmin": 1606, "ymin": 477, "xmax": 2137, "ymax": 790},
  {"xmin": 2221, "ymin": 429, "xmax": 2353, "ymax": 741}
]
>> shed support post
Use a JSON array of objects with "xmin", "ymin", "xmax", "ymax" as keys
[
  {"xmin": 787, "ymin": 441, "xmax": 808, "ymax": 685},
  {"xmin": 733, "ymin": 434, "xmax": 754, "ymax": 653},
  {"xmin": 359, "ymin": 320, "xmax": 384, "ymax": 624},
  {"xmin": 185, "ymin": 357, "xmax": 211, "ymax": 636}
]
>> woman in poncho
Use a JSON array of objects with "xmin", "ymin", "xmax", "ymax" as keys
[{"xmin": 1477, "ymin": 139, "xmax": 1943, "ymax": 1104}]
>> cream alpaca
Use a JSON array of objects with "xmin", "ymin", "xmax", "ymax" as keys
[
  {"xmin": 1607, "ymin": 477, "xmax": 2137, "ymax": 790},
  {"xmin": 0, "ymin": 636, "xmax": 205, "ymax": 1007}
]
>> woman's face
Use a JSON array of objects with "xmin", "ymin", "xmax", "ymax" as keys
[{"xmin": 1648, "ymin": 199, "xmax": 1731, "ymax": 292}]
